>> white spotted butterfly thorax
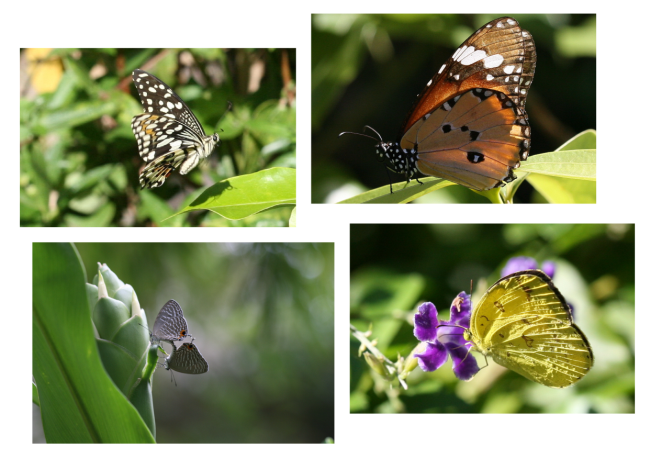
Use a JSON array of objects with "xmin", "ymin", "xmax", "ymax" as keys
[
  {"xmin": 131, "ymin": 69, "xmax": 219, "ymax": 189},
  {"xmin": 347, "ymin": 17, "xmax": 536, "ymax": 192}
]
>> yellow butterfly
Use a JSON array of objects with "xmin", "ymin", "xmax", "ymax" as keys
[{"xmin": 463, "ymin": 270, "xmax": 594, "ymax": 388}]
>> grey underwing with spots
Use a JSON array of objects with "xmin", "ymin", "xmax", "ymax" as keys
[
  {"xmin": 165, "ymin": 341, "xmax": 209, "ymax": 374},
  {"xmin": 150, "ymin": 299, "xmax": 191, "ymax": 347}
]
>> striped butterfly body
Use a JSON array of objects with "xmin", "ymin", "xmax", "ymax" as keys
[
  {"xmin": 341, "ymin": 17, "xmax": 536, "ymax": 192},
  {"xmin": 131, "ymin": 69, "xmax": 219, "ymax": 189}
]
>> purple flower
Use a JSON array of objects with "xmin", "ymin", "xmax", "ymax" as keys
[
  {"xmin": 502, "ymin": 256, "xmax": 556, "ymax": 279},
  {"xmin": 413, "ymin": 295, "xmax": 480, "ymax": 381},
  {"xmin": 541, "ymin": 260, "xmax": 555, "ymax": 279},
  {"xmin": 501, "ymin": 256, "xmax": 537, "ymax": 275}
]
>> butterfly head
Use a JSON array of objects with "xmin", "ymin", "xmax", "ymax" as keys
[{"xmin": 339, "ymin": 125, "xmax": 423, "ymax": 192}]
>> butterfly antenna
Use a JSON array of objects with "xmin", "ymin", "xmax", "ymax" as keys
[
  {"xmin": 339, "ymin": 125, "xmax": 411, "ymax": 194},
  {"xmin": 215, "ymin": 101, "xmax": 233, "ymax": 134},
  {"xmin": 362, "ymin": 125, "xmax": 383, "ymax": 141},
  {"xmin": 337, "ymin": 130, "xmax": 380, "ymax": 142},
  {"xmin": 338, "ymin": 125, "xmax": 384, "ymax": 142}
]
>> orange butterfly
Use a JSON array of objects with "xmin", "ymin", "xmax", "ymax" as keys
[{"xmin": 341, "ymin": 17, "xmax": 536, "ymax": 192}]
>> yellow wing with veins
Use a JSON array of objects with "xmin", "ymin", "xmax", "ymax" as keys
[{"xmin": 466, "ymin": 270, "xmax": 594, "ymax": 388}]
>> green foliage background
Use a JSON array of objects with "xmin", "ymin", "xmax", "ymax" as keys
[
  {"xmin": 350, "ymin": 224, "xmax": 634, "ymax": 413},
  {"xmin": 33, "ymin": 242, "xmax": 333, "ymax": 443},
  {"xmin": 312, "ymin": 14, "xmax": 596, "ymax": 203},
  {"xmin": 21, "ymin": 48, "xmax": 296, "ymax": 226}
]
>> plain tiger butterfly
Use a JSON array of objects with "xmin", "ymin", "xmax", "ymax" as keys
[{"xmin": 340, "ymin": 17, "xmax": 536, "ymax": 192}]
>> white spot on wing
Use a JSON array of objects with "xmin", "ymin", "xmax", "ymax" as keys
[
  {"xmin": 483, "ymin": 54, "xmax": 504, "ymax": 68},
  {"xmin": 459, "ymin": 47, "xmax": 488, "ymax": 66}
]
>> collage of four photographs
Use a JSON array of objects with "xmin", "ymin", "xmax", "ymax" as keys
[{"xmin": 21, "ymin": 12, "xmax": 637, "ymax": 456}]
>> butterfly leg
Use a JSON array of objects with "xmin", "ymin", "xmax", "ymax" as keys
[
  {"xmin": 402, "ymin": 153, "xmax": 423, "ymax": 186},
  {"xmin": 383, "ymin": 162, "xmax": 395, "ymax": 193}
]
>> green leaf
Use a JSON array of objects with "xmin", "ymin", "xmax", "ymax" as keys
[
  {"xmin": 556, "ymin": 16, "xmax": 597, "ymax": 58},
  {"xmin": 33, "ymin": 101, "xmax": 118, "ymax": 134},
  {"xmin": 557, "ymin": 129, "xmax": 596, "ymax": 151},
  {"xmin": 518, "ymin": 130, "xmax": 597, "ymax": 203},
  {"xmin": 351, "ymin": 269, "xmax": 425, "ymax": 318},
  {"xmin": 169, "ymin": 167, "xmax": 295, "ymax": 220},
  {"xmin": 138, "ymin": 190, "xmax": 187, "ymax": 227},
  {"xmin": 338, "ymin": 177, "xmax": 505, "ymax": 204},
  {"xmin": 33, "ymin": 243, "xmax": 155, "ymax": 443},
  {"xmin": 338, "ymin": 178, "xmax": 453, "ymax": 203},
  {"xmin": 519, "ymin": 149, "xmax": 596, "ymax": 180},
  {"xmin": 527, "ymin": 175, "xmax": 597, "ymax": 203}
]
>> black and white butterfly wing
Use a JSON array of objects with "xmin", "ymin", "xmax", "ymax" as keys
[{"xmin": 131, "ymin": 69, "xmax": 219, "ymax": 189}]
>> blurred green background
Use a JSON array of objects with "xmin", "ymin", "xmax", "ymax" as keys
[
  {"xmin": 20, "ymin": 48, "xmax": 296, "ymax": 226},
  {"xmin": 312, "ymin": 14, "xmax": 596, "ymax": 203},
  {"xmin": 350, "ymin": 224, "xmax": 634, "ymax": 413},
  {"xmin": 32, "ymin": 243, "xmax": 333, "ymax": 443}
]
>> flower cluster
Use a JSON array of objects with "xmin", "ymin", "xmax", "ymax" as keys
[{"xmin": 412, "ymin": 295, "xmax": 479, "ymax": 381}]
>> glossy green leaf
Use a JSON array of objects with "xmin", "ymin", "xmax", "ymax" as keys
[
  {"xmin": 170, "ymin": 167, "xmax": 295, "ymax": 220},
  {"xmin": 33, "ymin": 243, "xmax": 154, "ymax": 443}
]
